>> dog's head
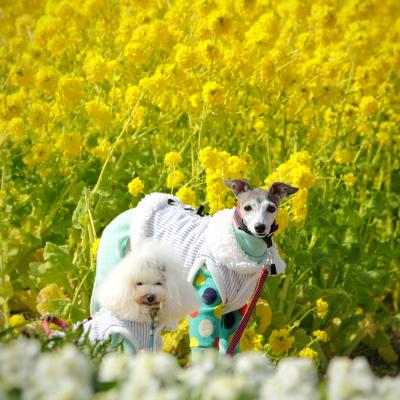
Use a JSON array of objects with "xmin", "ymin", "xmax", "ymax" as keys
[
  {"xmin": 224, "ymin": 179, "xmax": 298, "ymax": 237},
  {"xmin": 98, "ymin": 240, "xmax": 197, "ymax": 326}
]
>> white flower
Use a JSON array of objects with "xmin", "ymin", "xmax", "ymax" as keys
[
  {"xmin": 24, "ymin": 344, "xmax": 93, "ymax": 400},
  {"xmin": 207, "ymin": 375, "xmax": 248, "ymax": 400},
  {"xmin": 98, "ymin": 352, "xmax": 129, "ymax": 382},
  {"xmin": 377, "ymin": 376, "xmax": 400, "ymax": 400},
  {"xmin": 183, "ymin": 350, "xmax": 233, "ymax": 388},
  {"xmin": 119, "ymin": 351, "xmax": 183, "ymax": 399},
  {"xmin": 0, "ymin": 337, "xmax": 40, "ymax": 390},
  {"xmin": 261, "ymin": 357, "xmax": 318, "ymax": 400},
  {"xmin": 327, "ymin": 357, "xmax": 377, "ymax": 400},
  {"xmin": 234, "ymin": 351, "xmax": 275, "ymax": 389}
]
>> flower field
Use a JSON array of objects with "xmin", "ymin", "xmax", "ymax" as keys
[
  {"xmin": 0, "ymin": 0, "xmax": 399, "ymax": 392},
  {"xmin": 1, "ymin": 337, "xmax": 400, "ymax": 400}
]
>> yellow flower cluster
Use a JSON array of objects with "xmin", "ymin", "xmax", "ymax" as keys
[
  {"xmin": 164, "ymin": 151, "xmax": 182, "ymax": 171},
  {"xmin": 254, "ymin": 298, "xmax": 272, "ymax": 333},
  {"xmin": 8, "ymin": 314, "xmax": 26, "ymax": 334},
  {"xmin": 265, "ymin": 151, "xmax": 315, "ymax": 226},
  {"xmin": 176, "ymin": 187, "xmax": 197, "ymax": 206},
  {"xmin": 128, "ymin": 177, "xmax": 144, "ymax": 197},
  {"xmin": 268, "ymin": 328, "xmax": 295, "ymax": 356},
  {"xmin": 313, "ymin": 330, "xmax": 329, "ymax": 342},
  {"xmin": 240, "ymin": 328, "xmax": 265, "ymax": 352},
  {"xmin": 166, "ymin": 170, "xmax": 185, "ymax": 189},
  {"xmin": 316, "ymin": 298, "xmax": 329, "ymax": 319},
  {"xmin": 298, "ymin": 347, "xmax": 319, "ymax": 360},
  {"xmin": 199, "ymin": 147, "xmax": 248, "ymax": 214}
]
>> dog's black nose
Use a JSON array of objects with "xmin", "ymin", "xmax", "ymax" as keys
[
  {"xmin": 145, "ymin": 294, "xmax": 156, "ymax": 304},
  {"xmin": 255, "ymin": 223, "xmax": 266, "ymax": 233}
]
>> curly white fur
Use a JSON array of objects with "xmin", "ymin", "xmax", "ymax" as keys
[{"xmin": 98, "ymin": 239, "xmax": 198, "ymax": 329}]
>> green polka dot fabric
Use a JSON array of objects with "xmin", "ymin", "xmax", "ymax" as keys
[{"xmin": 189, "ymin": 267, "xmax": 244, "ymax": 356}]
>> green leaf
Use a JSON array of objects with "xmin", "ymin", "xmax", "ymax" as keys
[
  {"xmin": 293, "ymin": 328, "xmax": 310, "ymax": 349},
  {"xmin": 70, "ymin": 304, "xmax": 87, "ymax": 322},
  {"xmin": 0, "ymin": 274, "xmax": 13, "ymax": 299},
  {"xmin": 43, "ymin": 242, "xmax": 75, "ymax": 272},
  {"xmin": 378, "ymin": 345, "xmax": 399, "ymax": 363}
]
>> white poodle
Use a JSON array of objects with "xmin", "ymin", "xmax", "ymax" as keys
[{"xmin": 81, "ymin": 240, "xmax": 197, "ymax": 353}]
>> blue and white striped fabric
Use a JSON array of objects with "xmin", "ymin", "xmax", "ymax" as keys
[{"xmin": 81, "ymin": 308, "xmax": 162, "ymax": 352}]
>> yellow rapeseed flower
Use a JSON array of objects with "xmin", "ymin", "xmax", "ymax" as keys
[
  {"xmin": 167, "ymin": 170, "xmax": 185, "ymax": 189},
  {"xmin": 29, "ymin": 101, "xmax": 50, "ymax": 128},
  {"xmin": 275, "ymin": 207, "xmax": 289, "ymax": 235},
  {"xmin": 202, "ymin": 81, "xmax": 225, "ymax": 105},
  {"xmin": 208, "ymin": 10, "xmax": 233, "ymax": 35},
  {"xmin": 83, "ymin": 54, "xmax": 111, "ymax": 83},
  {"xmin": 128, "ymin": 177, "xmax": 144, "ymax": 197},
  {"xmin": 91, "ymin": 238, "xmax": 100, "ymax": 258},
  {"xmin": 5, "ymin": 91, "xmax": 25, "ymax": 118},
  {"xmin": 240, "ymin": 328, "xmax": 264, "ymax": 351},
  {"xmin": 198, "ymin": 40, "xmax": 220, "ymax": 63},
  {"xmin": 199, "ymin": 146, "xmax": 222, "ymax": 169},
  {"xmin": 85, "ymin": 98, "xmax": 112, "ymax": 128},
  {"xmin": 58, "ymin": 75, "xmax": 84, "ymax": 109},
  {"xmin": 313, "ymin": 330, "xmax": 329, "ymax": 342},
  {"xmin": 56, "ymin": 132, "xmax": 82, "ymax": 160},
  {"xmin": 255, "ymin": 298, "xmax": 272, "ymax": 332},
  {"xmin": 268, "ymin": 328, "xmax": 295, "ymax": 356},
  {"xmin": 7, "ymin": 118, "xmax": 25, "ymax": 142},
  {"xmin": 299, "ymin": 347, "xmax": 319, "ymax": 360},
  {"xmin": 359, "ymin": 96, "xmax": 378, "ymax": 117},
  {"xmin": 176, "ymin": 187, "xmax": 196, "ymax": 206},
  {"xmin": 316, "ymin": 298, "xmax": 329, "ymax": 318},
  {"xmin": 335, "ymin": 148, "xmax": 351, "ymax": 164},
  {"xmin": 164, "ymin": 151, "xmax": 182, "ymax": 170},
  {"xmin": 10, "ymin": 61, "xmax": 34, "ymax": 87},
  {"xmin": 225, "ymin": 155, "xmax": 247, "ymax": 178},
  {"xmin": 36, "ymin": 66, "xmax": 60, "ymax": 94},
  {"xmin": 174, "ymin": 43, "xmax": 198, "ymax": 69},
  {"xmin": 343, "ymin": 173, "xmax": 356, "ymax": 188},
  {"xmin": 9, "ymin": 314, "xmax": 26, "ymax": 334}
]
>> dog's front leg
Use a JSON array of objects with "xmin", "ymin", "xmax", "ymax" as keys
[{"xmin": 189, "ymin": 267, "xmax": 223, "ymax": 361}]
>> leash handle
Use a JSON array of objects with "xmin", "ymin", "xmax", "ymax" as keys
[
  {"xmin": 42, "ymin": 315, "xmax": 69, "ymax": 335},
  {"xmin": 226, "ymin": 265, "xmax": 271, "ymax": 357}
]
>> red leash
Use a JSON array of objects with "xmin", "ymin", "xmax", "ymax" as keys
[{"xmin": 225, "ymin": 264, "xmax": 271, "ymax": 356}]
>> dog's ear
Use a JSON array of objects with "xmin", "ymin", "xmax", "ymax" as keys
[
  {"xmin": 223, "ymin": 179, "xmax": 252, "ymax": 198},
  {"xmin": 268, "ymin": 182, "xmax": 299, "ymax": 203}
]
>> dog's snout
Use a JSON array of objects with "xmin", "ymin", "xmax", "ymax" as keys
[
  {"xmin": 145, "ymin": 294, "xmax": 156, "ymax": 304},
  {"xmin": 255, "ymin": 223, "xmax": 266, "ymax": 233}
]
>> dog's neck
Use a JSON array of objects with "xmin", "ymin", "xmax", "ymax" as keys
[
  {"xmin": 232, "ymin": 205, "xmax": 278, "ymax": 263},
  {"xmin": 232, "ymin": 223, "xmax": 268, "ymax": 263}
]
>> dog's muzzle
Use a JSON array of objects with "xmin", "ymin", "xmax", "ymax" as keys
[
  {"xmin": 142, "ymin": 294, "xmax": 160, "ymax": 306},
  {"xmin": 255, "ymin": 223, "xmax": 266, "ymax": 234}
]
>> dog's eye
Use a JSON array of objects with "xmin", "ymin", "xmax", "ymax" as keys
[
  {"xmin": 136, "ymin": 282, "xmax": 143, "ymax": 286},
  {"xmin": 244, "ymin": 205, "xmax": 252, "ymax": 212},
  {"xmin": 267, "ymin": 205, "xmax": 276, "ymax": 213},
  {"xmin": 156, "ymin": 282, "xmax": 163, "ymax": 286}
]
